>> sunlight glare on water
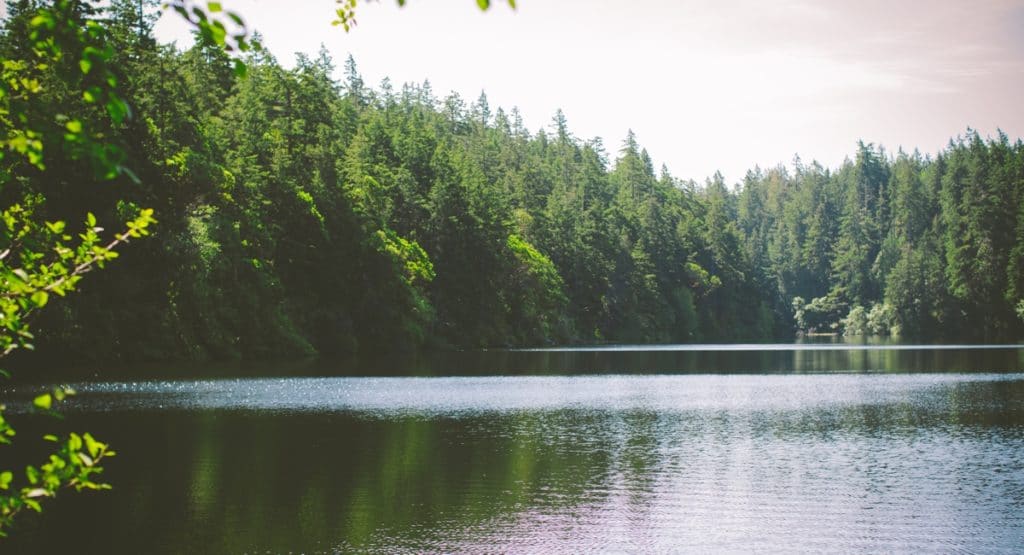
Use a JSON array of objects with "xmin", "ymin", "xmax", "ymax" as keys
[{"xmin": 62, "ymin": 372, "xmax": 1024, "ymax": 416}]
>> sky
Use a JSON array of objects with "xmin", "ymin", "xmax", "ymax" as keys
[{"xmin": 148, "ymin": 0, "xmax": 1024, "ymax": 183}]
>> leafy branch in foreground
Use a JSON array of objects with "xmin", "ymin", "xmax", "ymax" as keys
[
  {"xmin": 1, "ymin": 206, "xmax": 156, "ymax": 358},
  {"xmin": 0, "ymin": 388, "xmax": 116, "ymax": 537},
  {"xmin": 1, "ymin": 0, "xmax": 157, "ymax": 536},
  {"xmin": 0, "ymin": 206, "xmax": 154, "ymax": 535},
  {"xmin": 163, "ymin": 0, "xmax": 258, "ymax": 76}
]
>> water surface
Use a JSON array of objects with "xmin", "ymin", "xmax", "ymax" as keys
[{"xmin": 4, "ymin": 343, "xmax": 1024, "ymax": 553}]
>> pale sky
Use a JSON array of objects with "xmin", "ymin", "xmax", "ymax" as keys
[{"xmin": 146, "ymin": 0, "xmax": 1024, "ymax": 183}]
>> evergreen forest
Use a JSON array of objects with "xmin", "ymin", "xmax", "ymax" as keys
[{"xmin": 5, "ymin": 2, "xmax": 1024, "ymax": 367}]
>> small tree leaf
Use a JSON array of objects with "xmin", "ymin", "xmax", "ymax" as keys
[
  {"xmin": 32, "ymin": 394, "xmax": 51, "ymax": 410},
  {"xmin": 31, "ymin": 291, "xmax": 48, "ymax": 308}
]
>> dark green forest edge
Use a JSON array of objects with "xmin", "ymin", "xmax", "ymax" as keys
[{"xmin": 5, "ymin": 4, "xmax": 1024, "ymax": 366}]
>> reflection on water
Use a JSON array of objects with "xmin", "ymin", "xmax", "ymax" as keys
[
  {"xmin": 19, "ymin": 342, "xmax": 1024, "ymax": 382},
  {"xmin": 3, "ymin": 346, "xmax": 1024, "ymax": 553}
]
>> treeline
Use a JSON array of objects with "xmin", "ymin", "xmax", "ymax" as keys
[
  {"xmin": 3, "ymin": 3, "xmax": 1023, "ymax": 364},
  {"xmin": 741, "ymin": 139, "xmax": 1024, "ymax": 341}
]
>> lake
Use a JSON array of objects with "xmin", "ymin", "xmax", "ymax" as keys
[{"xmin": 4, "ymin": 342, "xmax": 1024, "ymax": 553}]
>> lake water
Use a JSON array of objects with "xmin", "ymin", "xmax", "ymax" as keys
[{"xmin": 4, "ymin": 343, "xmax": 1024, "ymax": 553}]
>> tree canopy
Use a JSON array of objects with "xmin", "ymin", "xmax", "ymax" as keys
[{"xmin": 4, "ymin": 2, "xmax": 1023, "ymax": 371}]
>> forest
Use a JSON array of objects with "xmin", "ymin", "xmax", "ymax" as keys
[{"xmin": 4, "ymin": 1, "xmax": 1024, "ymax": 367}]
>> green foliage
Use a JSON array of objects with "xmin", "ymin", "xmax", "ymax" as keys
[
  {"xmin": 841, "ymin": 305, "xmax": 868, "ymax": 336},
  {"xmin": 0, "ymin": 390, "xmax": 116, "ymax": 538},
  {"xmin": 3, "ymin": 3, "xmax": 1023, "ymax": 371},
  {"xmin": 165, "ymin": 0, "xmax": 258, "ymax": 76},
  {"xmin": 0, "ymin": 0, "xmax": 158, "ymax": 536},
  {"xmin": 841, "ymin": 303, "xmax": 897, "ymax": 336},
  {"xmin": 743, "ymin": 136, "xmax": 1023, "ymax": 341},
  {"xmin": 375, "ymin": 228, "xmax": 434, "ymax": 286},
  {"xmin": 795, "ymin": 294, "xmax": 847, "ymax": 333},
  {"xmin": 867, "ymin": 303, "xmax": 897, "ymax": 336},
  {"xmin": 0, "ymin": 206, "xmax": 155, "ymax": 358},
  {"xmin": 506, "ymin": 233, "xmax": 568, "ymax": 342},
  {"xmin": 0, "ymin": 0, "xmax": 156, "ymax": 354},
  {"xmin": 1, "ymin": 0, "xmax": 133, "ymax": 179}
]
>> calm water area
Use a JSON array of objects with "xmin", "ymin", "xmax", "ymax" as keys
[{"xmin": 3, "ymin": 341, "xmax": 1024, "ymax": 553}]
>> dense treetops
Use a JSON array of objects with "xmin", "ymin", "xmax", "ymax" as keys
[{"xmin": 4, "ymin": 2, "xmax": 1023, "ymax": 366}]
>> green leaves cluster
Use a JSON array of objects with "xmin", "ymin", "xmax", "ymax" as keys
[
  {"xmin": 164, "ymin": 1, "xmax": 257, "ymax": 76},
  {"xmin": 840, "ymin": 303, "xmax": 896, "ymax": 337},
  {"xmin": 0, "ymin": 389, "xmax": 115, "ymax": 537},
  {"xmin": 0, "ymin": 0, "xmax": 163, "ymax": 536},
  {"xmin": 0, "ymin": 206, "xmax": 155, "ymax": 357},
  {"xmin": 1, "ymin": 0, "xmax": 158, "ymax": 359},
  {"xmin": 2, "ymin": 0, "xmax": 133, "ymax": 179}
]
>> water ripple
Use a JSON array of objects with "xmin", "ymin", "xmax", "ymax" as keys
[{"xmin": 4, "ymin": 373, "xmax": 1024, "ymax": 553}]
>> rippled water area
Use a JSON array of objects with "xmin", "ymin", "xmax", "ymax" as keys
[{"xmin": 5, "ymin": 343, "xmax": 1024, "ymax": 553}]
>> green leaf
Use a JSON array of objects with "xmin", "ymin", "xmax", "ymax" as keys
[
  {"xmin": 85, "ymin": 85, "xmax": 103, "ymax": 102},
  {"xmin": 65, "ymin": 120, "xmax": 82, "ymax": 134},
  {"xmin": 0, "ymin": 471, "xmax": 12, "ymax": 490},
  {"xmin": 30, "ymin": 14, "xmax": 51, "ymax": 28},
  {"xmin": 83, "ymin": 433, "xmax": 103, "ymax": 458},
  {"xmin": 32, "ymin": 393, "xmax": 51, "ymax": 410},
  {"xmin": 207, "ymin": 2, "xmax": 223, "ymax": 12},
  {"xmin": 30, "ymin": 291, "xmax": 48, "ymax": 308},
  {"xmin": 106, "ymin": 98, "xmax": 129, "ymax": 124}
]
